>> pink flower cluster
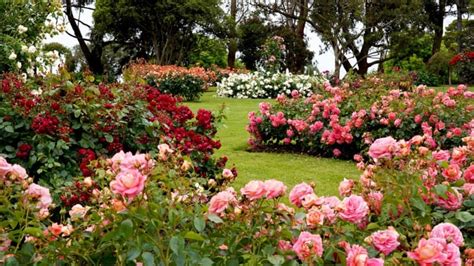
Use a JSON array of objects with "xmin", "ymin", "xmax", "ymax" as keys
[
  {"xmin": 239, "ymin": 179, "xmax": 287, "ymax": 201},
  {"xmin": 109, "ymin": 151, "xmax": 155, "ymax": 202},
  {"xmin": 408, "ymin": 223, "xmax": 463, "ymax": 266}
]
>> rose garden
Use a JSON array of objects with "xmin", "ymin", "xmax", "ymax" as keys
[{"xmin": 1, "ymin": 1, "xmax": 473, "ymax": 265}]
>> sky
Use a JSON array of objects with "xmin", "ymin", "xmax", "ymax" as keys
[{"xmin": 47, "ymin": 5, "xmax": 457, "ymax": 75}]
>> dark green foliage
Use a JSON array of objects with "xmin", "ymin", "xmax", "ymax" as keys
[{"xmin": 148, "ymin": 74, "xmax": 204, "ymax": 101}]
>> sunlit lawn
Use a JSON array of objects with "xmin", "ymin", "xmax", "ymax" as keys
[{"xmin": 187, "ymin": 89, "xmax": 359, "ymax": 196}]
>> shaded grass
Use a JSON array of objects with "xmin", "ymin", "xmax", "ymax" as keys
[{"xmin": 187, "ymin": 89, "xmax": 359, "ymax": 196}]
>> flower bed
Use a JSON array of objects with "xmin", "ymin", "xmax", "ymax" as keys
[
  {"xmin": 247, "ymin": 78, "xmax": 474, "ymax": 159},
  {"xmin": 1, "ymin": 135, "xmax": 473, "ymax": 264},
  {"xmin": 216, "ymin": 71, "xmax": 323, "ymax": 99},
  {"xmin": 0, "ymin": 73, "xmax": 228, "ymax": 189}
]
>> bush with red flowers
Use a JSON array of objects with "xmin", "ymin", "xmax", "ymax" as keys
[
  {"xmin": 247, "ymin": 76, "xmax": 473, "ymax": 159},
  {"xmin": 449, "ymin": 51, "xmax": 474, "ymax": 84},
  {"xmin": 0, "ymin": 72, "xmax": 229, "ymax": 189}
]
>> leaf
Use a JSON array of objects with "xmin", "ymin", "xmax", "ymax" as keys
[
  {"xmin": 127, "ymin": 247, "xmax": 141, "ymax": 261},
  {"xmin": 199, "ymin": 258, "xmax": 214, "ymax": 266},
  {"xmin": 120, "ymin": 219, "xmax": 133, "ymax": 238},
  {"xmin": 207, "ymin": 214, "xmax": 223, "ymax": 224},
  {"xmin": 434, "ymin": 184, "xmax": 448, "ymax": 198},
  {"xmin": 105, "ymin": 134, "xmax": 114, "ymax": 143},
  {"xmin": 23, "ymin": 227, "xmax": 43, "ymax": 237},
  {"xmin": 184, "ymin": 231, "xmax": 205, "ymax": 241},
  {"xmin": 5, "ymin": 257, "xmax": 19, "ymax": 266},
  {"xmin": 267, "ymin": 255, "xmax": 284, "ymax": 266},
  {"xmin": 366, "ymin": 223, "xmax": 380, "ymax": 230},
  {"xmin": 142, "ymin": 252, "xmax": 155, "ymax": 266},
  {"xmin": 4, "ymin": 125, "xmax": 14, "ymax": 133},
  {"xmin": 170, "ymin": 235, "xmax": 185, "ymax": 255},
  {"xmin": 194, "ymin": 217, "xmax": 205, "ymax": 232},
  {"xmin": 455, "ymin": 211, "xmax": 474, "ymax": 223}
]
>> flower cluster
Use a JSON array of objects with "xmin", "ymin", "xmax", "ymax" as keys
[
  {"xmin": 248, "ymin": 78, "xmax": 473, "ymax": 159},
  {"xmin": 217, "ymin": 71, "xmax": 323, "ymax": 98},
  {"xmin": 126, "ymin": 63, "xmax": 218, "ymax": 85},
  {"xmin": 0, "ymin": 73, "xmax": 227, "ymax": 190}
]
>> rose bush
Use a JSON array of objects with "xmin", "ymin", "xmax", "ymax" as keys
[
  {"xmin": 247, "ymin": 77, "xmax": 473, "ymax": 159},
  {"xmin": 2, "ymin": 134, "xmax": 473, "ymax": 265},
  {"xmin": 217, "ymin": 71, "xmax": 323, "ymax": 99},
  {"xmin": 0, "ymin": 72, "xmax": 229, "ymax": 189}
]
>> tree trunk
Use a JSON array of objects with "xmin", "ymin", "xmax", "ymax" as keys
[
  {"xmin": 456, "ymin": 0, "xmax": 463, "ymax": 52},
  {"xmin": 227, "ymin": 0, "xmax": 238, "ymax": 68},
  {"xmin": 431, "ymin": 0, "xmax": 446, "ymax": 56},
  {"xmin": 64, "ymin": 0, "xmax": 103, "ymax": 75}
]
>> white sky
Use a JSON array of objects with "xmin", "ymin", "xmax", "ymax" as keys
[{"xmin": 47, "ymin": 5, "xmax": 456, "ymax": 75}]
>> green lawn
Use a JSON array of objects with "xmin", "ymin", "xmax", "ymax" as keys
[{"xmin": 187, "ymin": 89, "xmax": 359, "ymax": 196}]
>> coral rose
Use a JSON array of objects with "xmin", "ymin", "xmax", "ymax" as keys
[
  {"xmin": 110, "ymin": 169, "xmax": 147, "ymax": 201},
  {"xmin": 292, "ymin": 231, "xmax": 323, "ymax": 261},
  {"xmin": 442, "ymin": 164, "xmax": 462, "ymax": 182},
  {"xmin": 408, "ymin": 238, "xmax": 448, "ymax": 265},
  {"xmin": 464, "ymin": 165, "xmax": 474, "ymax": 183},
  {"xmin": 368, "ymin": 137, "xmax": 397, "ymax": 160},
  {"xmin": 338, "ymin": 178, "xmax": 354, "ymax": 197},
  {"xmin": 241, "ymin": 180, "xmax": 266, "ymax": 200},
  {"xmin": 345, "ymin": 244, "xmax": 384, "ymax": 266}
]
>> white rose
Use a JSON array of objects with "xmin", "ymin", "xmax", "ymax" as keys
[
  {"xmin": 28, "ymin": 46, "xmax": 36, "ymax": 53},
  {"xmin": 8, "ymin": 52, "xmax": 17, "ymax": 60},
  {"xmin": 16, "ymin": 62, "xmax": 22, "ymax": 69},
  {"xmin": 17, "ymin": 25, "xmax": 28, "ymax": 34},
  {"xmin": 21, "ymin": 45, "xmax": 28, "ymax": 53}
]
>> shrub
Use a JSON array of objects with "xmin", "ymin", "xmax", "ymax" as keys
[
  {"xmin": 217, "ymin": 71, "xmax": 323, "ymax": 99},
  {"xmin": 450, "ymin": 52, "xmax": 474, "ymax": 85},
  {"xmin": 0, "ymin": 73, "xmax": 227, "ymax": 189},
  {"xmin": 1, "ymin": 136, "xmax": 473, "ymax": 264},
  {"xmin": 247, "ymin": 78, "xmax": 473, "ymax": 159},
  {"xmin": 147, "ymin": 74, "xmax": 204, "ymax": 101}
]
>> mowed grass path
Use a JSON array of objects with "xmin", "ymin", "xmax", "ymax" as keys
[{"xmin": 187, "ymin": 89, "xmax": 359, "ymax": 196}]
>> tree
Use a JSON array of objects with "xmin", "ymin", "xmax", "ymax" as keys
[
  {"xmin": 444, "ymin": 19, "xmax": 474, "ymax": 52},
  {"xmin": 0, "ymin": 1, "xmax": 62, "ymax": 73},
  {"xmin": 238, "ymin": 16, "xmax": 272, "ymax": 70},
  {"xmin": 93, "ymin": 0, "xmax": 222, "ymax": 66},
  {"xmin": 63, "ymin": 0, "xmax": 105, "ymax": 74}
]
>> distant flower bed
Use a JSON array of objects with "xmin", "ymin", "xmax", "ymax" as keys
[
  {"xmin": 217, "ymin": 71, "xmax": 324, "ymax": 99},
  {"xmin": 1, "ymin": 134, "xmax": 473, "ymax": 264},
  {"xmin": 0, "ymin": 73, "xmax": 228, "ymax": 189},
  {"xmin": 247, "ymin": 77, "xmax": 474, "ymax": 159}
]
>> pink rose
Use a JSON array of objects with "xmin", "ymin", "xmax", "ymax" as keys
[
  {"xmin": 110, "ymin": 169, "xmax": 147, "ymax": 201},
  {"xmin": 0, "ymin": 156, "xmax": 12, "ymax": 177},
  {"xmin": 289, "ymin": 183, "xmax": 314, "ymax": 207},
  {"xmin": 408, "ymin": 238, "xmax": 448, "ymax": 265},
  {"xmin": 338, "ymin": 178, "xmax": 354, "ymax": 197},
  {"xmin": 369, "ymin": 227, "xmax": 400, "ymax": 255},
  {"xmin": 10, "ymin": 164, "xmax": 27, "ymax": 180},
  {"xmin": 430, "ymin": 223, "xmax": 464, "ymax": 247},
  {"xmin": 222, "ymin": 169, "xmax": 234, "ymax": 179},
  {"xmin": 368, "ymin": 137, "xmax": 398, "ymax": 160},
  {"xmin": 444, "ymin": 243, "xmax": 462, "ymax": 266},
  {"xmin": 26, "ymin": 183, "xmax": 52, "ymax": 209},
  {"xmin": 367, "ymin": 191, "xmax": 383, "ymax": 214},
  {"xmin": 339, "ymin": 195, "xmax": 369, "ymax": 224},
  {"xmin": 241, "ymin": 180, "xmax": 266, "ymax": 200},
  {"xmin": 463, "ymin": 183, "xmax": 474, "ymax": 195},
  {"xmin": 301, "ymin": 193, "xmax": 321, "ymax": 209},
  {"xmin": 333, "ymin": 148, "xmax": 342, "ymax": 157},
  {"xmin": 432, "ymin": 150, "xmax": 450, "ymax": 162},
  {"xmin": 345, "ymin": 244, "xmax": 384, "ymax": 266},
  {"xmin": 157, "ymin": 143, "xmax": 173, "ymax": 161},
  {"xmin": 208, "ymin": 190, "xmax": 236, "ymax": 214},
  {"xmin": 264, "ymin": 179, "xmax": 286, "ymax": 199},
  {"xmin": 278, "ymin": 240, "xmax": 292, "ymax": 251},
  {"xmin": 292, "ymin": 231, "xmax": 323, "ymax": 261},
  {"xmin": 463, "ymin": 165, "xmax": 474, "ymax": 183},
  {"xmin": 451, "ymin": 147, "xmax": 466, "ymax": 164},
  {"xmin": 69, "ymin": 204, "xmax": 90, "ymax": 221},
  {"xmin": 437, "ymin": 190, "xmax": 463, "ymax": 211},
  {"xmin": 442, "ymin": 164, "xmax": 462, "ymax": 182}
]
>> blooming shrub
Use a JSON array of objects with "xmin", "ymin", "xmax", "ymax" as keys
[
  {"xmin": 0, "ymin": 73, "xmax": 228, "ymax": 189},
  {"xmin": 146, "ymin": 74, "xmax": 204, "ymax": 101},
  {"xmin": 248, "ymin": 78, "xmax": 473, "ymax": 159},
  {"xmin": 2, "ymin": 136, "xmax": 473, "ymax": 264},
  {"xmin": 449, "ymin": 51, "xmax": 474, "ymax": 85},
  {"xmin": 217, "ymin": 71, "xmax": 323, "ymax": 99}
]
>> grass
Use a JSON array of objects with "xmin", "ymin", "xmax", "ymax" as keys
[{"xmin": 186, "ymin": 89, "xmax": 359, "ymax": 196}]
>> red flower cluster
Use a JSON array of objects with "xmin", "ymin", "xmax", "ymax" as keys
[
  {"xmin": 196, "ymin": 109, "xmax": 213, "ymax": 130},
  {"xmin": 31, "ymin": 113, "xmax": 59, "ymax": 135},
  {"xmin": 449, "ymin": 51, "xmax": 474, "ymax": 65},
  {"xmin": 78, "ymin": 149, "xmax": 96, "ymax": 177},
  {"xmin": 16, "ymin": 143, "xmax": 32, "ymax": 160},
  {"xmin": 60, "ymin": 180, "xmax": 97, "ymax": 207}
]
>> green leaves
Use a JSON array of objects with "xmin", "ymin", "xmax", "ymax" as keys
[
  {"xmin": 170, "ymin": 235, "xmax": 185, "ymax": 255},
  {"xmin": 194, "ymin": 216, "xmax": 206, "ymax": 232},
  {"xmin": 207, "ymin": 214, "xmax": 223, "ymax": 224},
  {"xmin": 455, "ymin": 211, "xmax": 474, "ymax": 223},
  {"xmin": 120, "ymin": 219, "xmax": 134, "ymax": 238}
]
